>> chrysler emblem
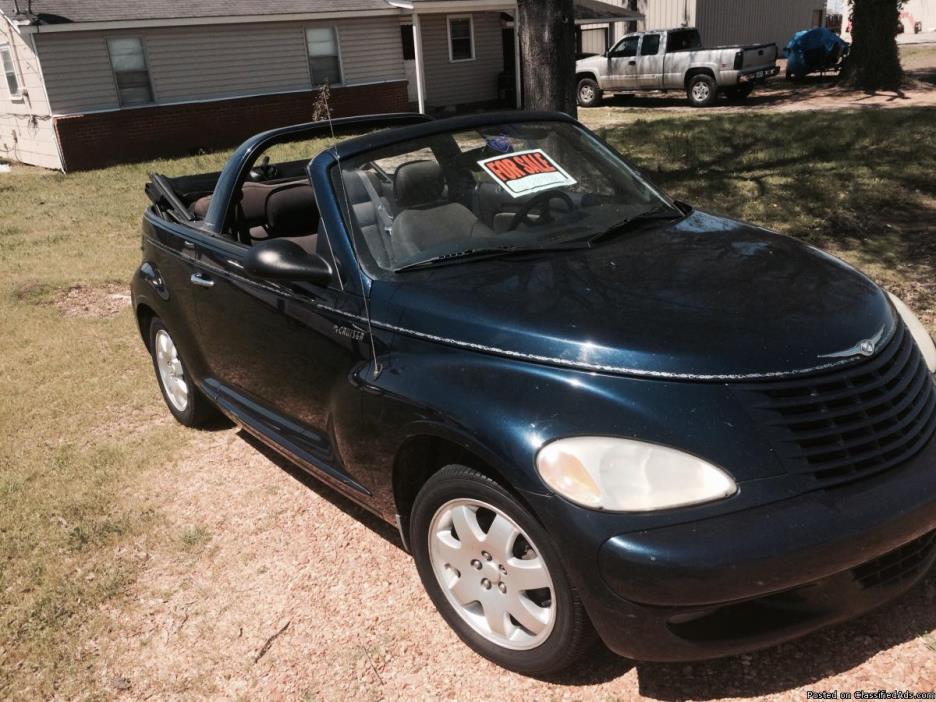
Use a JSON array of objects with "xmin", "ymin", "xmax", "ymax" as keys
[{"xmin": 819, "ymin": 326, "xmax": 886, "ymax": 360}]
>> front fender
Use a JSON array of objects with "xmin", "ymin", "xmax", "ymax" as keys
[{"xmin": 354, "ymin": 332, "xmax": 790, "ymax": 530}]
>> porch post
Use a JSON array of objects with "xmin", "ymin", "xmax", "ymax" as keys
[
  {"xmin": 514, "ymin": 2, "xmax": 522, "ymax": 108},
  {"xmin": 413, "ymin": 12, "xmax": 427, "ymax": 114}
]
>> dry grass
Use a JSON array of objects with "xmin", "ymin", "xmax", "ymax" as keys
[
  {"xmin": 0, "ymin": 139, "xmax": 331, "ymax": 700},
  {"xmin": 0, "ymin": 108, "xmax": 934, "ymax": 699}
]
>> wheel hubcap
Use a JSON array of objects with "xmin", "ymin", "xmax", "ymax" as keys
[
  {"xmin": 428, "ymin": 498, "xmax": 556, "ymax": 650},
  {"xmin": 155, "ymin": 329, "xmax": 189, "ymax": 412},
  {"xmin": 581, "ymin": 86, "xmax": 594, "ymax": 101},
  {"xmin": 692, "ymin": 83, "xmax": 710, "ymax": 101}
]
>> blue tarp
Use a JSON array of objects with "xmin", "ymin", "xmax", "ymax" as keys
[{"xmin": 784, "ymin": 27, "xmax": 850, "ymax": 78}]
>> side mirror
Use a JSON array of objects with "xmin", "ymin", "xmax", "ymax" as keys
[{"xmin": 244, "ymin": 238, "xmax": 332, "ymax": 287}]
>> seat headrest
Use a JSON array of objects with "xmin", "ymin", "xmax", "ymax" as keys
[
  {"xmin": 266, "ymin": 184, "xmax": 319, "ymax": 238},
  {"xmin": 394, "ymin": 160, "xmax": 444, "ymax": 208},
  {"xmin": 342, "ymin": 171, "xmax": 369, "ymax": 203}
]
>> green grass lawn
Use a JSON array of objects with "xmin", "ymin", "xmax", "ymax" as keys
[{"xmin": 0, "ymin": 107, "xmax": 934, "ymax": 698}]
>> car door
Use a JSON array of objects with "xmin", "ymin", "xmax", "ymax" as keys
[
  {"xmin": 607, "ymin": 35, "xmax": 640, "ymax": 90},
  {"xmin": 189, "ymin": 221, "xmax": 373, "ymax": 494},
  {"xmin": 635, "ymin": 33, "xmax": 664, "ymax": 89}
]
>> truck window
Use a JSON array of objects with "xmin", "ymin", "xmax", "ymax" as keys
[
  {"xmin": 611, "ymin": 35, "xmax": 639, "ymax": 58},
  {"xmin": 666, "ymin": 29, "xmax": 702, "ymax": 52},
  {"xmin": 640, "ymin": 34, "xmax": 661, "ymax": 56}
]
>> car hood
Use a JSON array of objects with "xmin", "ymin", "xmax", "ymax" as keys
[
  {"xmin": 576, "ymin": 55, "xmax": 607, "ymax": 72},
  {"xmin": 371, "ymin": 210, "xmax": 896, "ymax": 380}
]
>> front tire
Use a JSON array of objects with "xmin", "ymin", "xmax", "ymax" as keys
[
  {"xmin": 576, "ymin": 77, "xmax": 602, "ymax": 107},
  {"xmin": 149, "ymin": 317, "xmax": 217, "ymax": 427},
  {"xmin": 410, "ymin": 465, "xmax": 595, "ymax": 675},
  {"xmin": 687, "ymin": 74, "xmax": 718, "ymax": 107}
]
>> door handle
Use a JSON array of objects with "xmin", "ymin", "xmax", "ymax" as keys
[
  {"xmin": 629, "ymin": 60, "xmax": 637, "ymax": 65},
  {"xmin": 191, "ymin": 273, "xmax": 215, "ymax": 288}
]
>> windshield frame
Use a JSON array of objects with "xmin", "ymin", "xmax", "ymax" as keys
[{"xmin": 324, "ymin": 112, "xmax": 679, "ymax": 280}]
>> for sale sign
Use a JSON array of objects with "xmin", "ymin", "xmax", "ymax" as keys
[{"xmin": 478, "ymin": 149, "xmax": 577, "ymax": 199}]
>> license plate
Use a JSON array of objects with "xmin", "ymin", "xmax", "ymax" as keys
[{"xmin": 755, "ymin": 71, "xmax": 765, "ymax": 78}]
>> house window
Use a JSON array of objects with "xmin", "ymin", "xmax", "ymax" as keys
[
  {"xmin": 306, "ymin": 27, "xmax": 342, "ymax": 85},
  {"xmin": 107, "ymin": 38, "xmax": 153, "ymax": 106},
  {"xmin": 1, "ymin": 45, "xmax": 21, "ymax": 99},
  {"xmin": 447, "ymin": 16, "xmax": 475, "ymax": 62}
]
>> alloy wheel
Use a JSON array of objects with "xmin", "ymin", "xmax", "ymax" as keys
[
  {"xmin": 428, "ymin": 498, "xmax": 556, "ymax": 650},
  {"xmin": 155, "ymin": 329, "xmax": 189, "ymax": 412},
  {"xmin": 692, "ymin": 82, "xmax": 711, "ymax": 102}
]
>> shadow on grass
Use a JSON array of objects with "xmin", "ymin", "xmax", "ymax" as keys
[
  {"xmin": 597, "ymin": 74, "xmax": 919, "ymax": 111},
  {"xmin": 632, "ymin": 573, "xmax": 936, "ymax": 699},
  {"xmin": 599, "ymin": 108, "xmax": 936, "ymax": 326}
]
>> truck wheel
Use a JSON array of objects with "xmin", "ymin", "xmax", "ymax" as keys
[
  {"xmin": 410, "ymin": 465, "xmax": 596, "ymax": 675},
  {"xmin": 576, "ymin": 78, "xmax": 602, "ymax": 107},
  {"xmin": 687, "ymin": 74, "xmax": 718, "ymax": 108},
  {"xmin": 724, "ymin": 84, "xmax": 754, "ymax": 101}
]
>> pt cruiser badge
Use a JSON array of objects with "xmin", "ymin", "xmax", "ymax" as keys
[
  {"xmin": 134, "ymin": 111, "xmax": 936, "ymax": 675},
  {"xmin": 819, "ymin": 326, "xmax": 887, "ymax": 359}
]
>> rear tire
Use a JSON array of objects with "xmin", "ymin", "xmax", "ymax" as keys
[
  {"xmin": 410, "ymin": 465, "xmax": 596, "ymax": 675},
  {"xmin": 687, "ymin": 74, "xmax": 718, "ymax": 107},
  {"xmin": 148, "ymin": 317, "xmax": 218, "ymax": 428},
  {"xmin": 576, "ymin": 77, "xmax": 602, "ymax": 107}
]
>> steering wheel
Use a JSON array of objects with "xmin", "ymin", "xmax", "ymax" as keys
[{"xmin": 507, "ymin": 190, "xmax": 575, "ymax": 231}]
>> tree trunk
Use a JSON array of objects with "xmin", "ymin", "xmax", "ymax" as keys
[
  {"xmin": 841, "ymin": 0, "xmax": 903, "ymax": 91},
  {"xmin": 517, "ymin": 0, "xmax": 577, "ymax": 117}
]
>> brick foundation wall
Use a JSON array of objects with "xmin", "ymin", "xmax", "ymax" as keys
[{"xmin": 53, "ymin": 81, "xmax": 409, "ymax": 172}]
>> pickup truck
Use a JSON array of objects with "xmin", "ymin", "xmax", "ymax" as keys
[{"xmin": 575, "ymin": 27, "xmax": 779, "ymax": 107}]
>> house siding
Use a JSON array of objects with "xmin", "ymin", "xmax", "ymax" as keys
[
  {"xmin": 419, "ymin": 12, "xmax": 504, "ymax": 108},
  {"xmin": 0, "ymin": 19, "xmax": 61, "ymax": 169},
  {"xmin": 35, "ymin": 15, "xmax": 405, "ymax": 115},
  {"xmin": 694, "ymin": 0, "xmax": 824, "ymax": 48},
  {"xmin": 53, "ymin": 80, "xmax": 407, "ymax": 171},
  {"xmin": 902, "ymin": 0, "xmax": 936, "ymax": 32}
]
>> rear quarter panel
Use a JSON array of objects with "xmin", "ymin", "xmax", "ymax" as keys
[{"xmin": 132, "ymin": 213, "xmax": 210, "ymax": 384}]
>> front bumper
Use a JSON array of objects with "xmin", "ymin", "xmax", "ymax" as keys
[{"xmin": 528, "ymin": 434, "xmax": 936, "ymax": 662}]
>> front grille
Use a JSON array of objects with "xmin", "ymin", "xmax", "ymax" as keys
[
  {"xmin": 737, "ymin": 322, "xmax": 936, "ymax": 488},
  {"xmin": 852, "ymin": 530, "xmax": 936, "ymax": 589}
]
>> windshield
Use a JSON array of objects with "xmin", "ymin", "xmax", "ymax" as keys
[{"xmin": 335, "ymin": 120, "xmax": 676, "ymax": 273}]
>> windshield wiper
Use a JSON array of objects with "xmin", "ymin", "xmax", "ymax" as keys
[
  {"xmin": 393, "ymin": 242, "xmax": 589, "ymax": 273},
  {"xmin": 586, "ymin": 205, "xmax": 686, "ymax": 245}
]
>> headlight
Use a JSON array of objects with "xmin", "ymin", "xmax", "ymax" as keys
[
  {"xmin": 535, "ymin": 437, "xmax": 737, "ymax": 512},
  {"xmin": 888, "ymin": 292, "xmax": 936, "ymax": 374}
]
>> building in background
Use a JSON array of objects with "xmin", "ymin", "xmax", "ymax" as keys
[
  {"xmin": 0, "ymin": 0, "xmax": 835, "ymax": 173},
  {"xmin": 0, "ymin": 0, "xmax": 640, "ymax": 171},
  {"xmin": 901, "ymin": 0, "xmax": 936, "ymax": 33},
  {"xmin": 630, "ymin": 0, "xmax": 827, "ymax": 49}
]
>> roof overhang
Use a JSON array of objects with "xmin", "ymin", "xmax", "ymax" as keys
[
  {"xmin": 392, "ymin": 0, "xmax": 515, "ymax": 12},
  {"xmin": 6, "ymin": 8, "xmax": 401, "ymax": 33}
]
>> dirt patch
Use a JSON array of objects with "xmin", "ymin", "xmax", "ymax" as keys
[
  {"xmin": 89, "ymin": 428, "xmax": 936, "ymax": 701},
  {"xmin": 54, "ymin": 282, "xmax": 131, "ymax": 319}
]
